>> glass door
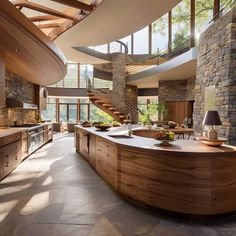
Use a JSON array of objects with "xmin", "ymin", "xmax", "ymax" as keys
[
  {"xmin": 68, "ymin": 104, "xmax": 77, "ymax": 122},
  {"xmin": 59, "ymin": 104, "xmax": 67, "ymax": 122}
]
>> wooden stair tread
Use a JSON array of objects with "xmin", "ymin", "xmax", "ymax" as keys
[
  {"xmin": 103, "ymin": 104, "xmax": 112, "ymax": 107},
  {"xmin": 87, "ymin": 92, "xmax": 94, "ymax": 96},
  {"xmin": 89, "ymin": 96, "xmax": 100, "ymax": 100},
  {"xmin": 94, "ymin": 100, "xmax": 105, "ymax": 104},
  {"xmin": 109, "ymin": 107, "xmax": 117, "ymax": 111},
  {"xmin": 114, "ymin": 111, "xmax": 122, "ymax": 114}
]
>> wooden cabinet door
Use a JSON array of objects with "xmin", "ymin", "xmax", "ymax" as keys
[
  {"xmin": 4, "ymin": 140, "xmax": 22, "ymax": 175},
  {"xmin": 21, "ymin": 131, "xmax": 28, "ymax": 160},
  {"xmin": 0, "ymin": 147, "xmax": 4, "ymax": 179},
  {"xmin": 166, "ymin": 101, "xmax": 193, "ymax": 126},
  {"xmin": 79, "ymin": 131, "xmax": 89, "ymax": 160},
  {"xmin": 95, "ymin": 137, "xmax": 118, "ymax": 189},
  {"xmin": 89, "ymin": 134, "xmax": 96, "ymax": 168},
  {"xmin": 0, "ymin": 50, "xmax": 5, "ymax": 108}
]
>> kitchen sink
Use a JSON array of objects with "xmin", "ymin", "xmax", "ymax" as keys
[{"xmin": 108, "ymin": 134, "xmax": 133, "ymax": 139}]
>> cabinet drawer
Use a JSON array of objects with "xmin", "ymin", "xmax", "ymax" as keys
[
  {"xmin": 4, "ymin": 133, "xmax": 21, "ymax": 145},
  {"xmin": 0, "ymin": 148, "xmax": 4, "ymax": 178},
  {"xmin": 0, "ymin": 138, "xmax": 3, "ymax": 147},
  {"xmin": 96, "ymin": 137, "xmax": 117, "ymax": 154},
  {"xmin": 103, "ymin": 152, "xmax": 117, "ymax": 170},
  {"xmin": 4, "ymin": 141, "xmax": 21, "ymax": 174}
]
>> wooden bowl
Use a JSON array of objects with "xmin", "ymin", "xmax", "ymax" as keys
[
  {"xmin": 197, "ymin": 137, "xmax": 227, "ymax": 146},
  {"xmin": 94, "ymin": 125, "xmax": 111, "ymax": 131}
]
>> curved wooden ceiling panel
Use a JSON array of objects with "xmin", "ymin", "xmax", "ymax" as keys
[{"xmin": 0, "ymin": 0, "xmax": 67, "ymax": 86}]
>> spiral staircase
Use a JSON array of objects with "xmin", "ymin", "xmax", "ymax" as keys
[{"xmin": 87, "ymin": 86, "xmax": 138, "ymax": 123}]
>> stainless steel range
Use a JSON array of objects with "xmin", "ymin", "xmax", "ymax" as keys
[
  {"xmin": 11, "ymin": 123, "xmax": 47, "ymax": 154},
  {"xmin": 28, "ymin": 126, "xmax": 45, "ymax": 154}
]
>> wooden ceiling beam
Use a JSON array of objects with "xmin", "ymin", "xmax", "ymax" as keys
[
  {"xmin": 13, "ymin": 1, "xmax": 78, "ymax": 21},
  {"xmin": 38, "ymin": 23, "xmax": 61, "ymax": 29},
  {"xmin": 51, "ymin": 0, "xmax": 94, "ymax": 12},
  {"xmin": 29, "ymin": 15, "xmax": 60, "ymax": 22}
]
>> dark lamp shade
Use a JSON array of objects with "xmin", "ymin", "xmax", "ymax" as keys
[{"xmin": 202, "ymin": 111, "xmax": 222, "ymax": 126}]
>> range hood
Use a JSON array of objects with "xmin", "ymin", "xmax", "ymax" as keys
[{"xmin": 7, "ymin": 98, "xmax": 38, "ymax": 110}]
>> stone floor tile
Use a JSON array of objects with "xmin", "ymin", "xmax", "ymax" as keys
[
  {"xmin": 32, "ymin": 203, "xmax": 65, "ymax": 223},
  {"xmin": 52, "ymin": 224, "xmax": 92, "ymax": 236},
  {"xmin": 147, "ymin": 224, "xmax": 189, "ymax": 236},
  {"xmin": 59, "ymin": 212, "xmax": 100, "ymax": 225},
  {"xmin": 1, "ymin": 133, "xmax": 236, "ymax": 236},
  {"xmin": 15, "ymin": 222, "xmax": 56, "ymax": 236},
  {"xmin": 104, "ymin": 202, "xmax": 159, "ymax": 235},
  {"xmin": 88, "ymin": 216, "xmax": 122, "ymax": 236}
]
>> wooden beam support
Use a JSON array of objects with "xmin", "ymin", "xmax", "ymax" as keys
[
  {"xmin": 168, "ymin": 10, "xmax": 172, "ymax": 54},
  {"xmin": 51, "ymin": 0, "xmax": 94, "ymax": 12},
  {"xmin": 213, "ymin": 0, "xmax": 220, "ymax": 20},
  {"xmin": 14, "ymin": 1, "xmax": 77, "ymax": 21},
  {"xmin": 38, "ymin": 23, "xmax": 61, "ymax": 29},
  {"xmin": 29, "ymin": 15, "xmax": 60, "ymax": 22},
  {"xmin": 190, "ymin": 0, "xmax": 195, "ymax": 48}
]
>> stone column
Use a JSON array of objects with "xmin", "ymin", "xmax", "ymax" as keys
[
  {"xmin": 111, "ymin": 53, "xmax": 126, "ymax": 112},
  {"xmin": 193, "ymin": 9, "xmax": 236, "ymax": 145}
]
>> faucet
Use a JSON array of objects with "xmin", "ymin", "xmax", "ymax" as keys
[{"xmin": 126, "ymin": 113, "xmax": 132, "ymax": 137}]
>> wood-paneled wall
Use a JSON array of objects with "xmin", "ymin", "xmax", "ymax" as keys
[{"xmin": 166, "ymin": 101, "xmax": 194, "ymax": 125}]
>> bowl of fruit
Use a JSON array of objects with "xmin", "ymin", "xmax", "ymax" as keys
[
  {"xmin": 112, "ymin": 121, "xmax": 121, "ymax": 127},
  {"xmin": 154, "ymin": 131, "xmax": 175, "ymax": 146},
  {"xmin": 94, "ymin": 122, "xmax": 112, "ymax": 131},
  {"xmin": 81, "ymin": 121, "xmax": 92, "ymax": 127}
]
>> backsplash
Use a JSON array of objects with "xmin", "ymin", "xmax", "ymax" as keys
[
  {"xmin": 5, "ymin": 71, "xmax": 35, "ymax": 103},
  {"xmin": 0, "ymin": 72, "xmax": 38, "ymax": 127},
  {"xmin": 0, "ymin": 108, "xmax": 38, "ymax": 127}
]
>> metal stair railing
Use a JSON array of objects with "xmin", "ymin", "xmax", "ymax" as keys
[
  {"xmin": 88, "ymin": 40, "xmax": 128, "ymax": 54},
  {"xmin": 210, "ymin": 0, "xmax": 235, "ymax": 23},
  {"xmin": 87, "ymin": 84, "xmax": 139, "ymax": 118}
]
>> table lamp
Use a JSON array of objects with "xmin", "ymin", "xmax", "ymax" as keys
[{"xmin": 202, "ymin": 111, "xmax": 222, "ymax": 140}]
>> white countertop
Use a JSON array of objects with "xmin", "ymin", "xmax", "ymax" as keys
[{"xmin": 75, "ymin": 125, "xmax": 236, "ymax": 154}]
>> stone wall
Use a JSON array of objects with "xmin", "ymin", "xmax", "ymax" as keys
[
  {"xmin": 158, "ymin": 78, "xmax": 195, "ymax": 103},
  {"xmin": 111, "ymin": 53, "xmax": 138, "ymax": 122},
  {"xmin": 193, "ymin": 8, "xmax": 236, "ymax": 145},
  {"xmin": 0, "ymin": 108, "xmax": 37, "ymax": 127},
  {"xmin": 112, "ymin": 53, "xmax": 126, "ymax": 112},
  {"xmin": 0, "ymin": 72, "xmax": 37, "ymax": 127},
  {"xmin": 5, "ymin": 71, "xmax": 35, "ymax": 103}
]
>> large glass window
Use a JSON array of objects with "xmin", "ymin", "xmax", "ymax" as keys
[
  {"xmin": 64, "ymin": 64, "xmax": 78, "ymax": 88},
  {"xmin": 68, "ymin": 104, "xmax": 77, "ymax": 122},
  {"xmin": 220, "ymin": 0, "xmax": 234, "ymax": 14},
  {"xmin": 80, "ymin": 65, "xmax": 93, "ymax": 88},
  {"xmin": 94, "ymin": 44, "xmax": 108, "ymax": 53},
  {"xmin": 80, "ymin": 104, "xmax": 89, "ymax": 121},
  {"xmin": 119, "ymin": 35, "xmax": 132, "ymax": 54},
  {"xmin": 41, "ymin": 98, "xmax": 56, "ymax": 122},
  {"xmin": 195, "ymin": 0, "xmax": 214, "ymax": 42},
  {"xmin": 138, "ymin": 97, "xmax": 148, "ymax": 114},
  {"xmin": 133, "ymin": 26, "xmax": 149, "ymax": 54},
  {"xmin": 152, "ymin": 14, "xmax": 169, "ymax": 55},
  {"xmin": 59, "ymin": 104, "xmax": 67, "ymax": 122},
  {"xmin": 172, "ymin": 0, "xmax": 190, "ymax": 51},
  {"xmin": 94, "ymin": 78, "xmax": 112, "ymax": 89},
  {"xmin": 90, "ymin": 104, "xmax": 113, "ymax": 122},
  {"xmin": 151, "ymin": 22, "xmax": 158, "ymax": 54}
]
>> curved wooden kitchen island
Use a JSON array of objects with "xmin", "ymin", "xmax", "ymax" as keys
[{"xmin": 75, "ymin": 126, "xmax": 236, "ymax": 215}]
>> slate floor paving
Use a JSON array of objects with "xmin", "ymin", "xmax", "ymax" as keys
[{"xmin": 1, "ymin": 133, "xmax": 236, "ymax": 236}]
